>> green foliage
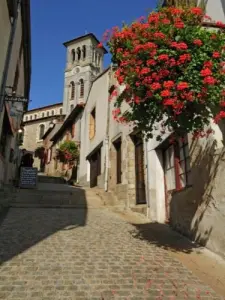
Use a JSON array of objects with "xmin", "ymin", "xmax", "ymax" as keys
[{"xmin": 58, "ymin": 140, "xmax": 79, "ymax": 162}]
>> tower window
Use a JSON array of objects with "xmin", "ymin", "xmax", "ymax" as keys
[
  {"xmin": 71, "ymin": 49, "xmax": 75, "ymax": 62},
  {"xmin": 34, "ymin": 114, "xmax": 37, "ymax": 119},
  {"xmin": 47, "ymin": 111, "xmax": 49, "ymax": 117},
  {"xmin": 39, "ymin": 124, "xmax": 45, "ymax": 140},
  {"xmin": 80, "ymin": 79, "xmax": 84, "ymax": 98},
  {"xmin": 82, "ymin": 45, "xmax": 86, "ymax": 60},
  {"xmin": 70, "ymin": 81, "xmax": 75, "ymax": 99},
  {"xmin": 60, "ymin": 108, "xmax": 63, "ymax": 115},
  {"xmin": 42, "ymin": 112, "xmax": 45, "ymax": 118},
  {"xmin": 30, "ymin": 115, "xmax": 33, "ymax": 120},
  {"xmin": 51, "ymin": 110, "xmax": 54, "ymax": 116},
  {"xmin": 77, "ymin": 47, "xmax": 81, "ymax": 60},
  {"xmin": 25, "ymin": 116, "xmax": 28, "ymax": 121}
]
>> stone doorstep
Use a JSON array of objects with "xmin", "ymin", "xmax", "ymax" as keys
[{"xmin": 130, "ymin": 204, "xmax": 148, "ymax": 216}]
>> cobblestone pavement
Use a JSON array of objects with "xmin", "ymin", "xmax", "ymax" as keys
[{"xmin": 0, "ymin": 207, "xmax": 222, "ymax": 300}]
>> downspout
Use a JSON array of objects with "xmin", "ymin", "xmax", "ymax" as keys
[
  {"xmin": 144, "ymin": 138, "xmax": 151, "ymax": 219},
  {"xmin": 0, "ymin": 0, "xmax": 22, "ymax": 112},
  {"xmin": 104, "ymin": 65, "xmax": 112, "ymax": 192}
]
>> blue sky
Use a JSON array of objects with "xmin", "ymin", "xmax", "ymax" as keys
[{"xmin": 30, "ymin": 0, "xmax": 157, "ymax": 109}]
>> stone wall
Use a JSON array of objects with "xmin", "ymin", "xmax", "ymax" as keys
[{"xmin": 169, "ymin": 134, "xmax": 225, "ymax": 258}]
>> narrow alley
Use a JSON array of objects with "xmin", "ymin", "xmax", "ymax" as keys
[{"xmin": 0, "ymin": 178, "xmax": 223, "ymax": 300}]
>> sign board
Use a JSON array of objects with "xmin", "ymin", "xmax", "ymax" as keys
[
  {"xmin": 5, "ymin": 95, "xmax": 28, "ymax": 103},
  {"xmin": 19, "ymin": 167, "xmax": 38, "ymax": 189}
]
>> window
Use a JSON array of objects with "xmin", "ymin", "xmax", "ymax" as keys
[
  {"xmin": 164, "ymin": 135, "xmax": 191, "ymax": 192},
  {"xmin": 89, "ymin": 108, "xmax": 96, "ymax": 139},
  {"xmin": 114, "ymin": 138, "xmax": 122, "ymax": 184},
  {"xmin": 30, "ymin": 115, "xmax": 33, "ymax": 120},
  {"xmin": 34, "ymin": 114, "xmax": 37, "ymax": 119},
  {"xmin": 70, "ymin": 81, "xmax": 75, "ymax": 99},
  {"xmin": 51, "ymin": 110, "xmax": 54, "ymax": 116},
  {"xmin": 42, "ymin": 112, "xmax": 45, "ymax": 118},
  {"xmin": 60, "ymin": 108, "xmax": 63, "ymax": 115},
  {"xmin": 82, "ymin": 45, "xmax": 86, "ymax": 59},
  {"xmin": 71, "ymin": 49, "xmax": 75, "ymax": 62},
  {"xmin": 71, "ymin": 124, "xmax": 75, "ymax": 138},
  {"xmin": 25, "ymin": 116, "xmax": 28, "ymax": 121},
  {"xmin": 70, "ymin": 104, "xmax": 74, "ymax": 112},
  {"xmin": 39, "ymin": 124, "xmax": 45, "ymax": 140},
  {"xmin": 77, "ymin": 47, "xmax": 81, "ymax": 60},
  {"xmin": 47, "ymin": 111, "xmax": 49, "ymax": 117},
  {"xmin": 80, "ymin": 79, "xmax": 84, "ymax": 98}
]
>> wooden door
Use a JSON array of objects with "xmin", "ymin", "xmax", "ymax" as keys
[
  {"xmin": 134, "ymin": 137, "xmax": 146, "ymax": 204},
  {"xmin": 115, "ymin": 140, "xmax": 122, "ymax": 184},
  {"xmin": 90, "ymin": 153, "xmax": 98, "ymax": 188}
]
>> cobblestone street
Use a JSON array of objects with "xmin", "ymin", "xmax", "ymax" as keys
[{"xmin": 0, "ymin": 205, "xmax": 223, "ymax": 300}]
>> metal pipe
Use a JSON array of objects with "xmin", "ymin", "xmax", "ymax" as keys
[
  {"xmin": 104, "ymin": 64, "xmax": 112, "ymax": 192},
  {"xmin": 144, "ymin": 138, "xmax": 151, "ymax": 219},
  {"xmin": 0, "ymin": 0, "xmax": 21, "ymax": 112}
]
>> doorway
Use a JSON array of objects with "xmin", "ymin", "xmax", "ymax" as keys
[
  {"xmin": 133, "ymin": 136, "xmax": 146, "ymax": 204},
  {"xmin": 89, "ymin": 148, "xmax": 101, "ymax": 188}
]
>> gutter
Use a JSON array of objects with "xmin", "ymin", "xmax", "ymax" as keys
[{"xmin": 104, "ymin": 65, "xmax": 112, "ymax": 192}]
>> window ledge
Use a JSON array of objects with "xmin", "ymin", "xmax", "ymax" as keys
[{"xmin": 172, "ymin": 185, "xmax": 193, "ymax": 195}]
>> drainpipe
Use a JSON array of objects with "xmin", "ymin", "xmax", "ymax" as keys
[
  {"xmin": 144, "ymin": 138, "xmax": 151, "ymax": 219},
  {"xmin": 104, "ymin": 64, "xmax": 112, "ymax": 192},
  {"xmin": 0, "ymin": 0, "xmax": 22, "ymax": 112}
]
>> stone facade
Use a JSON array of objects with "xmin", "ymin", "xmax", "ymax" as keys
[
  {"xmin": 22, "ymin": 103, "xmax": 63, "ymax": 170},
  {"xmin": 0, "ymin": 0, "xmax": 31, "ymax": 189}
]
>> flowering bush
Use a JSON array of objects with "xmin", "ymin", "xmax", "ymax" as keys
[
  {"xmin": 101, "ymin": 6, "xmax": 225, "ymax": 139},
  {"xmin": 57, "ymin": 141, "xmax": 79, "ymax": 163}
]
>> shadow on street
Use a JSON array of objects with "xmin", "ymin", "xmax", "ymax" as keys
[{"xmin": 0, "ymin": 185, "xmax": 87, "ymax": 266}]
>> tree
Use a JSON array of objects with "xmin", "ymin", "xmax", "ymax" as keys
[{"xmin": 100, "ymin": 6, "xmax": 225, "ymax": 140}]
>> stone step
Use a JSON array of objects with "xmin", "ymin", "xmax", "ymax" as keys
[{"xmin": 38, "ymin": 175, "xmax": 66, "ymax": 184}]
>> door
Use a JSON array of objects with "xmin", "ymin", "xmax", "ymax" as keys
[
  {"xmin": 134, "ymin": 137, "xmax": 146, "ymax": 204},
  {"xmin": 89, "ymin": 149, "xmax": 101, "ymax": 188},
  {"xmin": 114, "ymin": 139, "xmax": 122, "ymax": 184},
  {"xmin": 90, "ymin": 153, "xmax": 98, "ymax": 188}
]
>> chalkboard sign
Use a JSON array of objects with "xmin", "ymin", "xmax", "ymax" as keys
[{"xmin": 19, "ymin": 167, "xmax": 38, "ymax": 189}]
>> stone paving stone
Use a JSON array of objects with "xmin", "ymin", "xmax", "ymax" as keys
[{"xmin": 0, "ymin": 207, "xmax": 223, "ymax": 299}]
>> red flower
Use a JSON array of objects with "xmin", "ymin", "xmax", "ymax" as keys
[
  {"xmin": 161, "ymin": 90, "xmax": 171, "ymax": 97},
  {"xmin": 178, "ymin": 53, "xmax": 191, "ymax": 63},
  {"xmin": 175, "ymin": 21, "xmax": 184, "ymax": 29},
  {"xmin": 220, "ymin": 101, "xmax": 225, "ymax": 107},
  {"xmin": 214, "ymin": 111, "xmax": 225, "ymax": 123},
  {"xmin": 190, "ymin": 7, "xmax": 203, "ymax": 15},
  {"xmin": 203, "ymin": 76, "xmax": 216, "ymax": 85},
  {"xmin": 193, "ymin": 39, "xmax": 203, "ymax": 46},
  {"xmin": 221, "ymin": 90, "xmax": 225, "ymax": 96},
  {"xmin": 163, "ymin": 98, "xmax": 175, "ymax": 106},
  {"xmin": 97, "ymin": 43, "xmax": 103, "ymax": 48},
  {"xmin": 204, "ymin": 61, "xmax": 213, "ymax": 68},
  {"xmin": 177, "ymin": 82, "xmax": 189, "ymax": 90},
  {"xmin": 212, "ymin": 51, "xmax": 220, "ymax": 58},
  {"xmin": 140, "ymin": 67, "xmax": 150, "ymax": 75},
  {"xmin": 216, "ymin": 21, "xmax": 225, "ymax": 28},
  {"xmin": 151, "ymin": 83, "xmax": 161, "ymax": 90},
  {"xmin": 169, "ymin": 8, "xmax": 183, "ymax": 15},
  {"xmin": 171, "ymin": 42, "xmax": 188, "ymax": 50},
  {"xmin": 163, "ymin": 81, "xmax": 175, "ymax": 89},
  {"xmin": 169, "ymin": 58, "xmax": 176, "ymax": 67},
  {"xmin": 147, "ymin": 59, "xmax": 156, "ymax": 66},
  {"xmin": 158, "ymin": 54, "xmax": 169, "ymax": 61},
  {"xmin": 210, "ymin": 34, "xmax": 217, "ymax": 40},
  {"xmin": 162, "ymin": 18, "xmax": 170, "ymax": 24},
  {"xmin": 200, "ymin": 68, "xmax": 212, "ymax": 77},
  {"xmin": 154, "ymin": 32, "xmax": 166, "ymax": 39}
]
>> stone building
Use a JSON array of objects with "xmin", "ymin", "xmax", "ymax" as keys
[
  {"xmin": 0, "ymin": 0, "xmax": 31, "ymax": 189},
  {"xmin": 22, "ymin": 102, "xmax": 64, "ymax": 170}
]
